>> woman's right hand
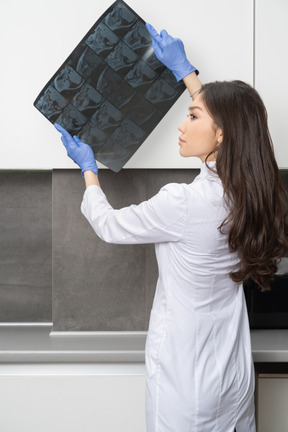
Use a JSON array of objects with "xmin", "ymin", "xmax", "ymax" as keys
[
  {"xmin": 54, "ymin": 123, "xmax": 98, "ymax": 177},
  {"xmin": 145, "ymin": 23, "xmax": 198, "ymax": 82}
]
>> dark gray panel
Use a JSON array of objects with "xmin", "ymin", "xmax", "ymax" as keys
[
  {"xmin": 52, "ymin": 169, "xmax": 147, "ymax": 331},
  {"xmin": 52, "ymin": 168, "xmax": 202, "ymax": 332},
  {"xmin": 0, "ymin": 171, "xmax": 52, "ymax": 322},
  {"xmin": 52, "ymin": 169, "xmax": 200, "ymax": 331}
]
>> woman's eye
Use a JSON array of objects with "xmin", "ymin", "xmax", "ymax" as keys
[{"xmin": 187, "ymin": 114, "xmax": 196, "ymax": 120}]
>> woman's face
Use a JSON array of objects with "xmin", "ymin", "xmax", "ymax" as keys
[{"xmin": 178, "ymin": 94, "xmax": 222, "ymax": 162}]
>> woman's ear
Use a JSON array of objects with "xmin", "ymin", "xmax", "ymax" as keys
[{"xmin": 216, "ymin": 129, "xmax": 223, "ymax": 144}]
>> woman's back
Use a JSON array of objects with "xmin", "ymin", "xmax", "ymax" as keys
[{"xmin": 154, "ymin": 162, "xmax": 240, "ymax": 313}]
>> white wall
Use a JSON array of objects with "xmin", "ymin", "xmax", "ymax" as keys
[
  {"xmin": 0, "ymin": 0, "xmax": 253, "ymax": 170},
  {"xmin": 255, "ymin": 0, "xmax": 288, "ymax": 168}
]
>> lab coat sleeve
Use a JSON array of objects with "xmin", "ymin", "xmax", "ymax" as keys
[{"xmin": 80, "ymin": 183, "xmax": 188, "ymax": 244}]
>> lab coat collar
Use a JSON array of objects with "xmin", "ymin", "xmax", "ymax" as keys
[{"xmin": 200, "ymin": 160, "xmax": 217, "ymax": 176}]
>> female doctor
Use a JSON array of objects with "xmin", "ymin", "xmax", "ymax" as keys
[{"xmin": 54, "ymin": 24, "xmax": 288, "ymax": 432}]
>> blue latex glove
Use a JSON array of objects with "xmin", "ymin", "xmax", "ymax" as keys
[
  {"xmin": 146, "ymin": 23, "xmax": 198, "ymax": 82},
  {"xmin": 54, "ymin": 123, "xmax": 98, "ymax": 177}
]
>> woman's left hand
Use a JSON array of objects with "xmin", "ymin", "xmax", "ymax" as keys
[
  {"xmin": 54, "ymin": 123, "xmax": 98, "ymax": 177},
  {"xmin": 146, "ymin": 23, "xmax": 198, "ymax": 82}
]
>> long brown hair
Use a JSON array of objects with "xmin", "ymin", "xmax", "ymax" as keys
[{"xmin": 199, "ymin": 80, "xmax": 288, "ymax": 291}]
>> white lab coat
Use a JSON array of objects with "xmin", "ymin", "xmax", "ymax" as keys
[{"xmin": 81, "ymin": 162, "xmax": 256, "ymax": 432}]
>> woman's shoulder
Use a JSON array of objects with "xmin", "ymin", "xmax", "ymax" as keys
[
  {"xmin": 154, "ymin": 180, "xmax": 224, "ymax": 222},
  {"xmin": 157, "ymin": 181, "xmax": 211, "ymax": 202},
  {"xmin": 152, "ymin": 175, "xmax": 224, "ymax": 211},
  {"xmin": 189, "ymin": 171, "xmax": 223, "ymax": 200},
  {"xmin": 146, "ymin": 183, "xmax": 189, "ymax": 221}
]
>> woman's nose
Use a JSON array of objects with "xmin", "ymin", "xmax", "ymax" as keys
[{"xmin": 178, "ymin": 120, "xmax": 186, "ymax": 133}]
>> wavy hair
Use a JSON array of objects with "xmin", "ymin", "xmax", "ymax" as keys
[{"xmin": 199, "ymin": 80, "xmax": 288, "ymax": 291}]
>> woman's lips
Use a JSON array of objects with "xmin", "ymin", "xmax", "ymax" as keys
[{"xmin": 178, "ymin": 137, "xmax": 185, "ymax": 145}]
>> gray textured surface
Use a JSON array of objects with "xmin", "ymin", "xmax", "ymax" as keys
[
  {"xmin": 0, "ymin": 325, "xmax": 287, "ymax": 363},
  {"xmin": 52, "ymin": 169, "xmax": 198, "ymax": 332},
  {"xmin": 0, "ymin": 168, "xmax": 200, "ymax": 328},
  {"xmin": 2, "ymin": 168, "xmax": 288, "ymax": 329},
  {"xmin": 0, "ymin": 171, "xmax": 52, "ymax": 322}
]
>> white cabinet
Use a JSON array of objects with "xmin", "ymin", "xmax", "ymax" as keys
[
  {"xmin": 125, "ymin": 0, "xmax": 254, "ymax": 169},
  {"xmin": 255, "ymin": 0, "xmax": 288, "ymax": 168},
  {"xmin": 255, "ymin": 364, "xmax": 288, "ymax": 432},
  {"xmin": 0, "ymin": 0, "xmax": 253, "ymax": 170},
  {"xmin": 0, "ymin": 364, "xmax": 146, "ymax": 432}
]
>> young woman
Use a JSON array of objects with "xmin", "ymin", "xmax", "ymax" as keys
[{"xmin": 54, "ymin": 23, "xmax": 288, "ymax": 432}]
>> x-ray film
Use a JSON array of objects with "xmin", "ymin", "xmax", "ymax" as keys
[{"xmin": 34, "ymin": 0, "xmax": 186, "ymax": 172}]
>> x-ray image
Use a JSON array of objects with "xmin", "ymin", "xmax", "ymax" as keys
[
  {"xmin": 145, "ymin": 78, "xmax": 181, "ymax": 112},
  {"xmin": 91, "ymin": 65, "xmax": 122, "ymax": 99},
  {"xmin": 53, "ymin": 65, "xmax": 84, "ymax": 101},
  {"xmin": 68, "ymin": 44, "xmax": 102, "ymax": 80},
  {"xmin": 34, "ymin": 0, "xmax": 186, "ymax": 172},
  {"xmin": 86, "ymin": 22, "xmax": 119, "ymax": 58},
  {"xmin": 105, "ymin": 41, "xmax": 138, "ymax": 76},
  {"xmin": 124, "ymin": 59, "xmax": 157, "ymax": 94},
  {"xmin": 35, "ymin": 86, "xmax": 68, "ymax": 122},
  {"xmin": 72, "ymin": 84, "xmax": 104, "ymax": 117},
  {"xmin": 90, "ymin": 100, "xmax": 123, "ymax": 134},
  {"xmin": 56, "ymin": 104, "xmax": 87, "ymax": 136},
  {"xmin": 104, "ymin": 1, "xmax": 138, "ymax": 37},
  {"xmin": 80, "ymin": 121, "xmax": 108, "ymax": 150},
  {"xmin": 123, "ymin": 21, "xmax": 152, "ymax": 58}
]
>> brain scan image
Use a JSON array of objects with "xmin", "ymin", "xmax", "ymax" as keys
[{"xmin": 34, "ymin": 0, "xmax": 186, "ymax": 172}]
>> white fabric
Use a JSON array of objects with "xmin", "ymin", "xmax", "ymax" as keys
[{"xmin": 81, "ymin": 162, "xmax": 256, "ymax": 432}]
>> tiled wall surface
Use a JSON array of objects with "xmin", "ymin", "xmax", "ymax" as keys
[
  {"xmin": 2, "ymin": 169, "xmax": 287, "ymax": 330},
  {"xmin": 52, "ymin": 169, "xmax": 197, "ymax": 331},
  {"xmin": 0, "ymin": 169, "xmax": 197, "ymax": 329},
  {"xmin": 0, "ymin": 171, "xmax": 52, "ymax": 322}
]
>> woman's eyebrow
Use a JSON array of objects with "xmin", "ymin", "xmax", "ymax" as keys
[{"xmin": 188, "ymin": 106, "xmax": 203, "ymax": 112}]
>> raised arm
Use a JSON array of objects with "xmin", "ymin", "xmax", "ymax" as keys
[
  {"xmin": 146, "ymin": 23, "xmax": 202, "ymax": 99},
  {"xmin": 183, "ymin": 72, "xmax": 203, "ymax": 100}
]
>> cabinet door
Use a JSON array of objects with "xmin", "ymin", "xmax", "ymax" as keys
[
  {"xmin": 257, "ymin": 374, "xmax": 288, "ymax": 432},
  {"xmin": 125, "ymin": 0, "xmax": 254, "ymax": 169},
  {"xmin": 0, "ymin": 0, "xmax": 253, "ymax": 170},
  {"xmin": 255, "ymin": 0, "xmax": 288, "ymax": 168},
  {"xmin": 0, "ymin": 374, "xmax": 146, "ymax": 432}
]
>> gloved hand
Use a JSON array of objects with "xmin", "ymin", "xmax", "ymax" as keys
[
  {"xmin": 145, "ymin": 23, "xmax": 198, "ymax": 82},
  {"xmin": 54, "ymin": 123, "xmax": 98, "ymax": 177}
]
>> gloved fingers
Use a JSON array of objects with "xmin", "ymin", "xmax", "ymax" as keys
[
  {"xmin": 157, "ymin": 29, "xmax": 175, "ymax": 51},
  {"xmin": 145, "ymin": 23, "xmax": 162, "ymax": 44},
  {"xmin": 55, "ymin": 123, "xmax": 77, "ymax": 149},
  {"xmin": 54, "ymin": 123, "xmax": 71, "ymax": 137},
  {"xmin": 72, "ymin": 135, "xmax": 83, "ymax": 146},
  {"xmin": 152, "ymin": 39, "xmax": 163, "ymax": 58},
  {"xmin": 73, "ymin": 136, "xmax": 95, "ymax": 159},
  {"xmin": 60, "ymin": 136, "xmax": 77, "ymax": 155},
  {"xmin": 159, "ymin": 29, "xmax": 169, "ymax": 39}
]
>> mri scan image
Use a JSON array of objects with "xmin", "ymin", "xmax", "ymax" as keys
[{"xmin": 34, "ymin": 0, "xmax": 186, "ymax": 172}]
